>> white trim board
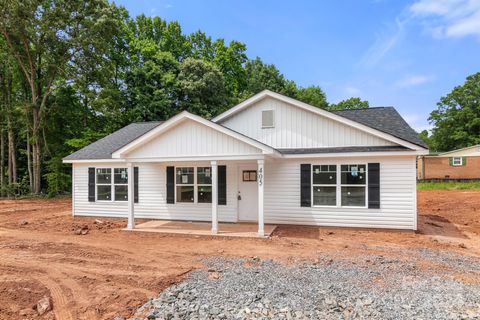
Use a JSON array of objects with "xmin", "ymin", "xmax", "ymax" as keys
[{"xmin": 212, "ymin": 90, "xmax": 426, "ymax": 151}]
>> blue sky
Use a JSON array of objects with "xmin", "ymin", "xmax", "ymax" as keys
[{"xmin": 114, "ymin": 0, "xmax": 480, "ymax": 132}]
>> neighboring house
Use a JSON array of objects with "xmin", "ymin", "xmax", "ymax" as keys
[
  {"xmin": 417, "ymin": 145, "xmax": 480, "ymax": 180},
  {"xmin": 63, "ymin": 90, "xmax": 428, "ymax": 233}
]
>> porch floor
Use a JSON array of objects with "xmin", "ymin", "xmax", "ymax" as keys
[{"xmin": 125, "ymin": 220, "xmax": 277, "ymax": 238}]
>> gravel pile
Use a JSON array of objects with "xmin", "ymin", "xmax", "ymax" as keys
[{"xmin": 128, "ymin": 252, "xmax": 480, "ymax": 320}]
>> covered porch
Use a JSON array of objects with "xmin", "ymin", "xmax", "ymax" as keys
[
  {"xmin": 125, "ymin": 220, "xmax": 277, "ymax": 238},
  {"xmin": 124, "ymin": 158, "xmax": 269, "ymax": 236}
]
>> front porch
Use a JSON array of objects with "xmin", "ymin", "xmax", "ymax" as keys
[{"xmin": 125, "ymin": 220, "xmax": 277, "ymax": 238}]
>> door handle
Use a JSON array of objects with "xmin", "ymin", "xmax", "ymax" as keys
[{"xmin": 237, "ymin": 192, "xmax": 241, "ymax": 200}]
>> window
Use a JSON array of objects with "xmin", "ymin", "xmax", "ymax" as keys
[
  {"xmin": 197, "ymin": 167, "xmax": 212, "ymax": 203},
  {"xmin": 96, "ymin": 168, "xmax": 129, "ymax": 201},
  {"xmin": 312, "ymin": 165, "xmax": 336, "ymax": 206},
  {"xmin": 452, "ymin": 157, "xmax": 463, "ymax": 166},
  {"xmin": 114, "ymin": 168, "xmax": 128, "ymax": 201},
  {"xmin": 176, "ymin": 167, "xmax": 194, "ymax": 202},
  {"xmin": 96, "ymin": 168, "xmax": 112, "ymax": 201},
  {"xmin": 341, "ymin": 164, "xmax": 366, "ymax": 207},
  {"xmin": 262, "ymin": 110, "xmax": 274, "ymax": 128},
  {"xmin": 242, "ymin": 170, "xmax": 257, "ymax": 182}
]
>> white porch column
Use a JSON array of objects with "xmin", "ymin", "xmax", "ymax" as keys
[
  {"xmin": 127, "ymin": 162, "xmax": 135, "ymax": 229},
  {"xmin": 257, "ymin": 159, "xmax": 265, "ymax": 236},
  {"xmin": 211, "ymin": 161, "xmax": 218, "ymax": 234}
]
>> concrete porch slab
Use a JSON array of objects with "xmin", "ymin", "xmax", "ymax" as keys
[{"xmin": 124, "ymin": 220, "xmax": 277, "ymax": 238}]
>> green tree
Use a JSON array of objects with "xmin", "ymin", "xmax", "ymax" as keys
[
  {"xmin": 296, "ymin": 86, "xmax": 328, "ymax": 109},
  {"xmin": 243, "ymin": 57, "xmax": 289, "ymax": 97},
  {"xmin": 178, "ymin": 58, "xmax": 227, "ymax": 118},
  {"xmin": 0, "ymin": 0, "xmax": 121, "ymax": 193},
  {"xmin": 329, "ymin": 97, "xmax": 369, "ymax": 110},
  {"xmin": 429, "ymin": 72, "xmax": 480, "ymax": 152}
]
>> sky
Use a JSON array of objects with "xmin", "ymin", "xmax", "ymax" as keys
[{"xmin": 114, "ymin": 0, "xmax": 480, "ymax": 132}]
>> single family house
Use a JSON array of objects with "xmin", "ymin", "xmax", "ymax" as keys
[
  {"xmin": 417, "ymin": 145, "xmax": 480, "ymax": 180},
  {"xmin": 63, "ymin": 90, "xmax": 428, "ymax": 234}
]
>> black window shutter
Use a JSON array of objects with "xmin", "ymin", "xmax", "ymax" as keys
[
  {"xmin": 218, "ymin": 165, "xmax": 227, "ymax": 205},
  {"xmin": 368, "ymin": 163, "xmax": 380, "ymax": 209},
  {"xmin": 300, "ymin": 164, "xmax": 311, "ymax": 207},
  {"xmin": 134, "ymin": 167, "xmax": 139, "ymax": 203},
  {"xmin": 88, "ymin": 167, "xmax": 95, "ymax": 202},
  {"xmin": 166, "ymin": 166, "xmax": 175, "ymax": 204}
]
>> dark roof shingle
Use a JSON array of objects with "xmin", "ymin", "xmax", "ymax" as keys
[
  {"xmin": 63, "ymin": 122, "xmax": 163, "ymax": 160},
  {"xmin": 278, "ymin": 145, "xmax": 410, "ymax": 154},
  {"xmin": 331, "ymin": 107, "xmax": 427, "ymax": 148}
]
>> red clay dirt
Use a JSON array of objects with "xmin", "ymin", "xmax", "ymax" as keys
[{"xmin": 0, "ymin": 190, "xmax": 479, "ymax": 320}]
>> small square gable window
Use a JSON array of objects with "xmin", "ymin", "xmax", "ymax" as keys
[{"xmin": 262, "ymin": 110, "xmax": 274, "ymax": 128}]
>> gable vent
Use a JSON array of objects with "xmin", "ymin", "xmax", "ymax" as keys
[{"xmin": 262, "ymin": 110, "xmax": 275, "ymax": 128}]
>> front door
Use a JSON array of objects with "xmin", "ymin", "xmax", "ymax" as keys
[{"xmin": 238, "ymin": 166, "xmax": 258, "ymax": 221}]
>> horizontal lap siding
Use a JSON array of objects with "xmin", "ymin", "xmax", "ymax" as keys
[
  {"xmin": 264, "ymin": 157, "xmax": 417, "ymax": 229},
  {"xmin": 73, "ymin": 162, "xmax": 238, "ymax": 222}
]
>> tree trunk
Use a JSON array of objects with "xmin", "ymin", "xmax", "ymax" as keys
[
  {"xmin": 32, "ymin": 106, "xmax": 41, "ymax": 194},
  {"xmin": 26, "ymin": 130, "xmax": 33, "ymax": 193},
  {"xmin": 7, "ymin": 127, "xmax": 16, "ymax": 184}
]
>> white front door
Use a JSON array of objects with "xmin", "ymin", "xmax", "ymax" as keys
[{"xmin": 238, "ymin": 165, "xmax": 258, "ymax": 221}]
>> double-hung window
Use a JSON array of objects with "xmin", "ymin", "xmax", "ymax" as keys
[
  {"xmin": 175, "ymin": 167, "xmax": 212, "ymax": 203},
  {"xmin": 311, "ymin": 164, "xmax": 367, "ymax": 207},
  {"xmin": 312, "ymin": 165, "xmax": 337, "ymax": 206},
  {"xmin": 96, "ymin": 168, "xmax": 129, "ymax": 201},
  {"xmin": 114, "ymin": 168, "xmax": 128, "ymax": 201},
  {"xmin": 452, "ymin": 157, "xmax": 463, "ymax": 166},
  {"xmin": 96, "ymin": 168, "xmax": 112, "ymax": 201},
  {"xmin": 176, "ymin": 167, "xmax": 194, "ymax": 202},
  {"xmin": 341, "ymin": 164, "xmax": 366, "ymax": 207},
  {"xmin": 197, "ymin": 167, "xmax": 212, "ymax": 203}
]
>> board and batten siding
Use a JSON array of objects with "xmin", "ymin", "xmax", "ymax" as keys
[
  {"xmin": 263, "ymin": 156, "xmax": 417, "ymax": 229},
  {"xmin": 73, "ymin": 162, "xmax": 238, "ymax": 222},
  {"xmin": 220, "ymin": 97, "xmax": 396, "ymax": 149},
  {"xmin": 125, "ymin": 119, "xmax": 261, "ymax": 159}
]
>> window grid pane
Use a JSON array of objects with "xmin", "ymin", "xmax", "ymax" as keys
[
  {"xmin": 341, "ymin": 186, "xmax": 366, "ymax": 207},
  {"xmin": 312, "ymin": 164, "xmax": 337, "ymax": 206},
  {"xmin": 197, "ymin": 186, "xmax": 212, "ymax": 203},
  {"xmin": 341, "ymin": 164, "xmax": 366, "ymax": 185},
  {"xmin": 114, "ymin": 168, "xmax": 128, "ymax": 184},
  {"xmin": 176, "ymin": 167, "xmax": 194, "ymax": 184},
  {"xmin": 96, "ymin": 168, "xmax": 111, "ymax": 184},
  {"xmin": 115, "ymin": 185, "xmax": 128, "ymax": 201},
  {"xmin": 177, "ymin": 186, "xmax": 194, "ymax": 202},
  {"xmin": 197, "ymin": 167, "xmax": 212, "ymax": 185},
  {"xmin": 313, "ymin": 186, "xmax": 336, "ymax": 206},
  {"xmin": 97, "ymin": 185, "xmax": 112, "ymax": 201}
]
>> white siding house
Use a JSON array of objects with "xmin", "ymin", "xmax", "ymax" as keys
[{"xmin": 64, "ymin": 90, "xmax": 428, "ymax": 234}]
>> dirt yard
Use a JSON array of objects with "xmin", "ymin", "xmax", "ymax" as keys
[{"xmin": 0, "ymin": 190, "xmax": 479, "ymax": 320}]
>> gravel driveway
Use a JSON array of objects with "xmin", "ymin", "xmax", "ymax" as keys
[{"xmin": 128, "ymin": 249, "xmax": 480, "ymax": 320}]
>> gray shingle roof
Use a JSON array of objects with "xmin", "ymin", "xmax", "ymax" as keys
[
  {"xmin": 64, "ymin": 106, "xmax": 426, "ymax": 161},
  {"xmin": 278, "ymin": 145, "xmax": 410, "ymax": 155},
  {"xmin": 63, "ymin": 122, "xmax": 163, "ymax": 160},
  {"xmin": 331, "ymin": 107, "xmax": 427, "ymax": 148}
]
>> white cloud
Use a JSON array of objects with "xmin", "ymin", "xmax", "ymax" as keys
[
  {"xmin": 359, "ymin": 18, "xmax": 407, "ymax": 67},
  {"xmin": 166, "ymin": 4, "xmax": 173, "ymax": 9},
  {"xmin": 409, "ymin": 0, "xmax": 480, "ymax": 38},
  {"xmin": 396, "ymin": 74, "xmax": 434, "ymax": 87}
]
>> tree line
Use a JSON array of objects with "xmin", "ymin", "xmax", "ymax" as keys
[
  {"xmin": 0, "ymin": 0, "xmax": 476, "ymax": 197},
  {"xmin": 0, "ymin": 0, "xmax": 369, "ymax": 197}
]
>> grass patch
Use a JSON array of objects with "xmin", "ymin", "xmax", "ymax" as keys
[{"xmin": 417, "ymin": 181, "xmax": 480, "ymax": 190}]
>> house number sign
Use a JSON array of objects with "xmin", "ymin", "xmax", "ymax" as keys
[{"xmin": 258, "ymin": 167, "xmax": 263, "ymax": 186}]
